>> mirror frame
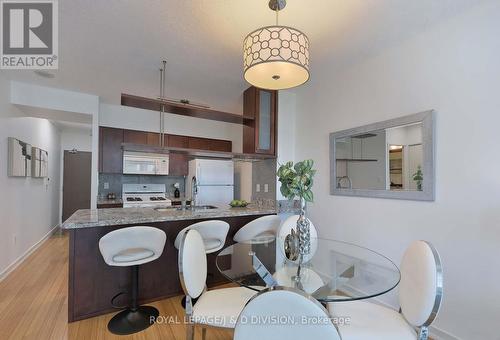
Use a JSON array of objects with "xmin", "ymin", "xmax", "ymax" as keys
[{"xmin": 329, "ymin": 110, "xmax": 435, "ymax": 201}]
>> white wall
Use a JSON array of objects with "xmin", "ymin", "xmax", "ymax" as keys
[
  {"xmin": 99, "ymin": 103, "xmax": 243, "ymax": 152},
  {"xmin": 11, "ymin": 81, "xmax": 99, "ymax": 209},
  {"xmin": 294, "ymin": 3, "xmax": 500, "ymax": 339},
  {"xmin": 60, "ymin": 128, "xmax": 92, "ymax": 152},
  {"xmin": 0, "ymin": 77, "xmax": 61, "ymax": 278}
]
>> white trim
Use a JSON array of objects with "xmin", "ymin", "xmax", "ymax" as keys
[{"xmin": 0, "ymin": 224, "xmax": 60, "ymax": 282}]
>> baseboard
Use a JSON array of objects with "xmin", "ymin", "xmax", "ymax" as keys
[
  {"xmin": 0, "ymin": 224, "xmax": 60, "ymax": 282},
  {"xmin": 429, "ymin": 326, "xmax": 462, "ymax": 340}
]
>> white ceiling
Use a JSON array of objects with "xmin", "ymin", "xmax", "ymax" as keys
[{"xmin": 0, "ymin": 0, "xmax": 483, "ymax": 114}]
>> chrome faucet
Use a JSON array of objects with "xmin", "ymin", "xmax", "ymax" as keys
[{"xmin": 191, "ymin": 176, "xmax": 198, "ymax": 207}]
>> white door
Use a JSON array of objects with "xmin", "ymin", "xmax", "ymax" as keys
[
  {"xmin": 196, "ymin": 159, "xmax": 234, "ymax": 185},
  {"xmin": 197, "ymin": 186, "xmax": 234, "ymax": 207}
]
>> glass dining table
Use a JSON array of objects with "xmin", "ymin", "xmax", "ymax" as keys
[{"xmin": 216, "ymin": 236, "xmax": 400, "ymax": 303}]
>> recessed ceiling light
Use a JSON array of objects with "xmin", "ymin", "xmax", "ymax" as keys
[{"xmin": 33, "ymin": 70, "xmax": 55, "ymax": 79}]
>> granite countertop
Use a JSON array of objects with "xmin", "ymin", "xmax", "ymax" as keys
[{"xmin": 61, "ymin": 205, "xmax": 277, "ymax": 229}]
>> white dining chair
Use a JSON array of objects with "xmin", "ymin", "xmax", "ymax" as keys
[
  {"xmin": 178, "ymin": 229, "xmax": 256, "ymax": 340},
  {"xmin": 328, "ymin": 240, "xmax": 443, "ymax": 340},
  {"xmin": 174, "ymin": 220, "xmax": 229, "ymax": 254},
  {"xmin": 233, "ymin": 215, "xmax": 281, "ymax": 243},
  {"xmin": 277, "ymin": 215, "xmax": 318, "ymax": 263},
  {"xmin": 234, "ymin": 286, "xmax": 341, "ymax": 340}
]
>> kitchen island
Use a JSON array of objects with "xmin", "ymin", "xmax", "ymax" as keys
[{"xmin": 62, "ymin": 205, "xmax": 276, "ymax": 322}]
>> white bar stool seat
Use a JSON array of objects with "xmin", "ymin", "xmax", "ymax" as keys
[
  {"xmin": 174, "ymin": 220, "xmax": 229, "ymax": 254},
  {"xmin": 233, "ymin": 215, "xmax": 281, "ymax": 243},
  {"xmin": 112, "ymin": 248, "xmax": 155, "ymax": 263},
  {"xmin": 99, "ymin": 226, "xmax": 166, "ymax": 335}
]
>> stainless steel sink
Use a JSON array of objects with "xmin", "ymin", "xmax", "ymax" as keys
[
  {"xmin": 190, "ymin": 205, "xmax": 218, "ymax": 210},
  {"xmin": 155, "ymin": 205, "xmax": 218, "ymax": 212},
  {"xmin": 154, "ymin": 206, "xmax": 182, "ymax": 212}
]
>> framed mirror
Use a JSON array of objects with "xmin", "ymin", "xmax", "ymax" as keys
[{"xmin": 330, "ymin": 110, "xmax": 435, "ymax": 201}]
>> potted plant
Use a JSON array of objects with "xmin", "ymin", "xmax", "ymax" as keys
[
  {"xmin": 277, "ymin": 159, "xmax": 316, "ymax": 259},
  {"xmin": 412, "ymin": 166, "xmax": 423, "ymax": 191}
]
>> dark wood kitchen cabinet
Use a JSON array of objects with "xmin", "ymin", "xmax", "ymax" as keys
[
  {"xmin": 146, "ymin": 132, "xmax": 161, "ymax": 146},
  {"xmin": 188, "ymin": 136, "xmax": 232, "ymax": 152},
  {"xmin": 100, "ymin": 127, "xmax": 232, "ymax": 175},
  {"xmin": 124, "ymin": 129, "xmax": 160, "ymax": 146},
  {"xmin": 209, "ymin": 139, "xmax": 232, "ymax": 152},
  {"xmin": 243, "ymin": 86, "xmax": 278, "ymax": 156},
  {"xmin": 99, "ymin": 127, "xmax": 124, "ymax": 173},
  {"xmin": 168, "ymin": 154, "xmax": 188, "ymax": 176},
  {"xmin": 165, "ymin": 134, "xmax": 189, "ymax": 176},
  {"xmin": 187, "ymin": 136, "xmax": 209, "ymax": 150},
  {"xmin": 165, "ymin": 134, "xmax": 189, "ymax": 148}
]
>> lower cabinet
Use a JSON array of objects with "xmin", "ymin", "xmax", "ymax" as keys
[
  {"xmin": 97, "ymin": 203, "xmax": 123, "ymax": 209},
  {"xmin": 67, "ymin": 214, "xmax": 274, "ymax": 322}
]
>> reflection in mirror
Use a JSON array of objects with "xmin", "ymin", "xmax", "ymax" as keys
[
  {"xmin": 335, "ymin": 123, "xmax": 423, "ymax": 191},
  {"xmin": 387, "ymin": 123, "xmax": 423, "ymax": 191},
  {"xmin": 335, "ymin": 130, "xmax": 386, "ymax": 190},
  {"xmin": 330, "ymin": 110, "xmax": 434, "ymax": 201}
]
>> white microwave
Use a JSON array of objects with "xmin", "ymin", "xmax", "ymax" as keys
[{"xmin": 123, "ymin": 151, "xmax": 169, "ymax": 175}]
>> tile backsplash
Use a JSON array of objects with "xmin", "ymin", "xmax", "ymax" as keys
[{"xmin": 99, "ymin": 174, "xmax": 186, "ymax": 198}]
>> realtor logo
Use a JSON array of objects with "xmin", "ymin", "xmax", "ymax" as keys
[{"xmin": 1, "ymin": 0, "xmax": 58, "ymax": 69}]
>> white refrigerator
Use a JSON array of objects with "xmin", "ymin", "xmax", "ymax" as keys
[{"xmin": 187, "ymin": 159, "xmax": 234, "ymax": 207}]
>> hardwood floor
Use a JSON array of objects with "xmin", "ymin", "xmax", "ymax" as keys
[{"xmin": 0, "ymin": 233, "xmax": 233, "ymax": 340}]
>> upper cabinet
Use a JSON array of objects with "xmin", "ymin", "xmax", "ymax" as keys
[
  {"xmin": 243, "ymin": 86, "xmax": 278, "ymax": 156},
  {"xmin": 165, "ymin": 134, "xmax": 189, "ymax": 148},
  {"xmin": 99, "ymin": 127, "xmax": 124, "ymax": 173},
  {"xmin": 99, "ymin": 127, "xmax": 233, "ymax": 175},
  {"xmin": 124, "ymin": 129, "xmax": 161, "ymax": 146},
  {"xmin": 187, "ymin": 136, "xmax": 232, "ymax": 152}
]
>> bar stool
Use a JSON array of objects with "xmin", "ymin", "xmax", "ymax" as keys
[
  {"xmin": 99, "ymin": 226, "xmax": 167, "ymax": 335},
  {"xmin": 233, "ymin": 215, "xmax": 281, "ymax": 243},
  {"xmin": 174, "ymin": 220, "xmax": 229, "ymax": 254}
]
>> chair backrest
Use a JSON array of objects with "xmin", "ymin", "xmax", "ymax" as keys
[
  {"xmin": 178, "ymin": 229, "xmax": 207, "ymax": 299},
  {"xmin": 234, "ymin": 287, "xmax": 341, "ymax": 340},
  {"xmin": 174, "ymin": 220, "xmax": 230, "ymax": 253},
  {"xmin": 99, "ymin": 226, "xmax": 166, "ymax": 266},
  {"xmin": 277, "ymin": 215, "xmax": 318, "ymax": 263},
  {"xmin": 233, "ymin": 215, "xmax": 281, "ymax": 243},
  {"xmin": 399, "ymin": 240, "xmax": 443, "ymax": 328}
]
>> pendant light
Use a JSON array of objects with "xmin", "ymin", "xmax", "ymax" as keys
[{"xmin": 243, "ymin": 0, "xmax": 310, "ymax": 90}]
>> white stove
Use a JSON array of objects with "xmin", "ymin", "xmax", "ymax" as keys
[{"xmin": 122, "ymin": 184, "xmax": 172, "ymax": 208}]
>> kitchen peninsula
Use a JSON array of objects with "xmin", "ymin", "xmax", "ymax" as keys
[{"xmin": 62, "ymin": 205, "xmax": 276, "ymax": 322}]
